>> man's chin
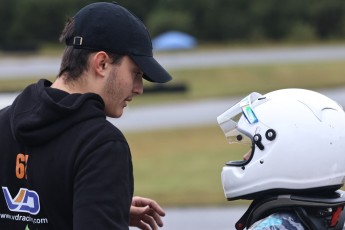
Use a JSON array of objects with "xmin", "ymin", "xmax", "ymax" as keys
[{"xmin": 106, "ymin": 110, "xmax": 123, "ymax": 118}]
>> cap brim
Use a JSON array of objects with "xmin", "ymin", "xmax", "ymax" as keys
[{"xmin": 130, "ymin": 55, "xmax": 172, "ymax": 83}]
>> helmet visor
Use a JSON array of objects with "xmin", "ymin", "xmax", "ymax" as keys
[
  {"xmin": 217, "ymin": 92, "xmax": 263, "ymax": 144},
  {"xmin": 217, "ymin": 92, "xmax": 265, "ymax": 166}
]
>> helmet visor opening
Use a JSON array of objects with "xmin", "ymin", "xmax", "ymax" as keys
[
  {"xmin": 226, "ymin": 143, "xmax": 255, "ymax": 167},
  {"xmin": 217, "ymin": 92, "xmax": 264, "ymax": 167},
  {"xmin": 217, "ymin": 92, "xmax": 263, "ymax": 144}
]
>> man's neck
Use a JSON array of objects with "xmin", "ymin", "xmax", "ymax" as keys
[{"xmin": 51, "ymin": 75, "xmax": 88, "ymax": 94}]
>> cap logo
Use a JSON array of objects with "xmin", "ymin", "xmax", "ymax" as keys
[{"xmin": 73, "ymin": 36, "xmax": 83, "ymax": 46}]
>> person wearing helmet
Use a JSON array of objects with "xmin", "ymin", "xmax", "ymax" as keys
[{"xmin": 217, "ymin": 89, "xmax": 345, "ymax": 230}]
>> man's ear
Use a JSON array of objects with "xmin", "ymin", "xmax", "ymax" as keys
[{"xmin": 91, "ymin": 51, "xmax": 110, "ymax": 77}]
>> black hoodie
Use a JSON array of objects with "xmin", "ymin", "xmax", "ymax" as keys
[{"xmin": 0, "ymin": 79, "xmax": 134, "ymax": 229}]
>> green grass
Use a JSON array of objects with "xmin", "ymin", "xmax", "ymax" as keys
[
  {"xmin": 127, "ymin": 125, "xmax": 250, "ymax": 207},
  {"xmin": 0, "ymin": 78, "xmax": 55, "ymax": 92},
  {"xmin": 133, "ymin": 60, "xmax": 345, "ymax": 105}
]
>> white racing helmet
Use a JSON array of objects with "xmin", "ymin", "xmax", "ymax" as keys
[{"xmin": 217, "ymin": 89, "xmax": 345, "ymax": 200}]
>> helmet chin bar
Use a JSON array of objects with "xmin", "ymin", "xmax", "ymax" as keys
[{"xmin": 226, "ymin": 142, "xmax": 256, "ymax": 168}]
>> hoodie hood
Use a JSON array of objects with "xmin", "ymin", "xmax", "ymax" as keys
[{"xmin": 10, "ymin": 79, "xmax": 105, "ymax": 146}]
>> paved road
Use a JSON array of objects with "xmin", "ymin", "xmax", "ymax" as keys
[
  {"xmin": 114, "ymin": 86, "xmax": 345, "ymax": 132},
  {"xmin": 129, "ymin": 206, "xmax": 248, "ymax": 230},
  {"xmin": 1, "ymin": 88, "xmax": 345, "ymax": 133},
  {"xmin": 2, "ymin": 44, "xmax": 345, "ymax": 78}
]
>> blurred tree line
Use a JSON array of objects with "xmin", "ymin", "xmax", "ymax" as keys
[{"xmin": 1, "ymin": 0, "xmax": 345, "ymax": 51}]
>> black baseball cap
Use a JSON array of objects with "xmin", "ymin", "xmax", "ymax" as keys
[{"xmin": 65, "ymin": 2, "xmax": 172, "ymax": 83}]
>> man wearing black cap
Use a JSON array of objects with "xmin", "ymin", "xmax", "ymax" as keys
[{"xmin": 0, "ymin": 2, "xmax": 171, "ymax": 230}]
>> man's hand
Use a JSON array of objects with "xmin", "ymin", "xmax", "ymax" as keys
[{"xmin": 129, "ymin": 196, "xmax": 166, "ymax": 230}]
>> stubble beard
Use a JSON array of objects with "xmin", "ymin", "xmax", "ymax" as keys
[{"xmin": 104, "ymin": 69, "xmax": 122, "ymax": 118}]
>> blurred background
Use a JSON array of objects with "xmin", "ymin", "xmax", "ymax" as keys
[
  {"xmin": 2, "ymin": 0, "xmax": 345, "ymax": 229},
  {"xmin": 2, "ymin": 0, "xmax": 345, "ymax": 51}
]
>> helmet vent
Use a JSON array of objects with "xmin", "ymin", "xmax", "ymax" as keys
[{"xmin": 265, "ymin": 129, "xmax": 277, "ymax": 141}]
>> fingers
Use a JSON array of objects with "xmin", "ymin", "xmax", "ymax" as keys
[
  {"xmin": 130, "ymin": 197, "xmax": 166, "ymax": 230},
  {"xmin": 137, "ymin": 212, "xmax": 160, "ymax": 230},
  {"xmin": 132, "ymin": 196, "xmax": 166, "ymax": 217},
  {"xmin": 151, "ymin": 200, "xmax": 165, "ymax": 217},
  {"xmin": 147, "ymin": 206, "xmax": 164, "ymax": 227},
  {"xmin": 137, "ymin": 206, "xmax": 164, "ymax": 229}
]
